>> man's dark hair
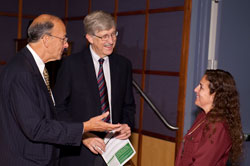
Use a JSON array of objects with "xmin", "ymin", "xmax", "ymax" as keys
[{"xmin": 27, "ymin": 21, "xmax": 54, "ymax": 43}]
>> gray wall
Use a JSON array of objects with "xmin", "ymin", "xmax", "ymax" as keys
[{"xmin": 217, "ymin": 0, "xmax": 250, "ymax": 165}]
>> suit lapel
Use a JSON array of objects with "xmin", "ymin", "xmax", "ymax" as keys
[
  {"xmin": 21, "ymin": 47, "xmax": 55, "ymax": 108},
  {"xmin": 109, "ymin": 53, "xmax": 119, "ymax": 111},
  {"xmin": 81, "ymin": 49, "xmax": 101, "ymax": 114}
]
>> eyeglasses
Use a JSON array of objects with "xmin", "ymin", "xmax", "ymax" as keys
[
  {"xmin": 93, "ymin": 31, "xmax": 118, "ymax": 41},
  {"xmin": 47, "ymin": 34, "xmax": 68, "ymax": 43}
]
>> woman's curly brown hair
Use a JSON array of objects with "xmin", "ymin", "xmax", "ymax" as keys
[{"xmin": 204, "ymin": 69, "xmax": 243, "ymax": 164}]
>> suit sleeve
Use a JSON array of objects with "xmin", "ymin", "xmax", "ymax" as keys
[
  {"xmin": 121, "ymin": 60, "xmax": 136, "ymax": 128},
  {"xmin": 191, "ymin": 123, "xmax": 232, "ymax": 166},
  {"xmin": 9, "ymin": 72, "xmax": 82, "ymax": 146}
]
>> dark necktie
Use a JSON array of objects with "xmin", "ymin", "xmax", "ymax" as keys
[{"xmin": 97, "ymin": 58, "xmax": 110, "ymax": 123}]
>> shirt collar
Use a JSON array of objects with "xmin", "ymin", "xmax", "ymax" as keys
[
  {"xmin": 26, "ymin": 44, "xmax": 45, "ymax": 74},
  {"xmin": 89, "ymin": 45, "xmax": 109, "ymax": 62}
]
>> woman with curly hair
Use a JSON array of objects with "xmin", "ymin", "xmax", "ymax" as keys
[{"xmin": 175, "ymin": 69, "xmax": 243, "ymax": 166}]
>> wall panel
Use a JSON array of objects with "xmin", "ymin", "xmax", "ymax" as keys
[
  {"xmin": 118, "ymin": 0, "xmax": 146, "ymax": 12},
  {"xmin": 116, "ymin": 15, "xmax": 145, "ymax": 70},
  {"xmin": 66, "ymin": 20, "xmax": 87, "ymax": 53},
  {"xmin": 68, "ymin": 0, "xmax": 89, "ymax": 17},
  {"xmin": 130, "ymin": 133, "xmax": 176, "ymax": 166},
  {"xmin": 147, "ymin": 12, "xmax": 184, "ymax": 72},
  {"xmin": 92, "ymin": 0, "xmax": 114, "ymax": 13},
  {"xmin": 0, "ymin": 0, "xmax": 18, "ymax": 12},
  {"xmin": 141, "ymin": 135, "xmax": 175, "ymax": 166},
  {"xmin": 143, "ymin": 75, "xmax": 179, "ymax": 137},
  {"xmin": 23, "ymin": 0, "xmax": 65, "ymax": 17},
  {"xmin": 21, "ymin": 18, "xmax": 32, "ymax": 38},
  {"xmin": 0, "ymin": 17, "xmax": 18, "ymax": 63},
  {"xmin": 129, "ymin": 133, "xmax": 139, "ymax": 165},
  {"xmin": 150, "ymin": 0, "xmax": 184, "ymax": 9}
]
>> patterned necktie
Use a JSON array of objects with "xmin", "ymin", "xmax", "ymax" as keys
[
  {"xmin": 43, "ymin": 67, "xmax": 54, "ymax": 103},
  {"xmin": 97, "ymin": 58, "xmax": 110, "ymax": 123}
]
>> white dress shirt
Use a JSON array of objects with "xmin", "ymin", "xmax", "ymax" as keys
[
  {"xmin": 90, "ymin": 45, "xmax": 112, "ymax": 123},
  {"xmin": 26, "ymin": 44, "xmax": 55, "ymax": 105}
]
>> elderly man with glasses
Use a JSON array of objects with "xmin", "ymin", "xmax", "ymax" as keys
[{"xmin": 53, "ymin": 10, "xmax": 136, "ymax": 166}]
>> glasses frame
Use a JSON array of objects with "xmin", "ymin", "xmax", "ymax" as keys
[
  {"xmin": 93, "ymin": 31, "xmax": 118, "ymax": 41},
  {"xmin": 47, "ymin": 34, "xmax": 68, "ymax": 43}
]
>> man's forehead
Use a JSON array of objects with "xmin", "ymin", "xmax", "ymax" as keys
[
  {"xmin": 96, "ymin": 27, "xmax": 116, "ymax": 34},
  {"xmin": 53, "ymin": 21, "xmax": 66, "ymax": 32}
]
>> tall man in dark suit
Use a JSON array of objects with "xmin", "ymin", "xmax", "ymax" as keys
[
  {"xmin": 0, "ymin": 14, "xmax": 120, "ymax": 166},
  {"xmin": 53, "ymin": 11, "xmax": 136, "ymax": 166}
]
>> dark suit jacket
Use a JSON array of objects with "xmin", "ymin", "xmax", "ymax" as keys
[
  {"xmin": 175, "ymin": 111, "xmax": 232, "ymax": 166},
  {"xmin": 53, "ymin": 48, "xmax": 135, "ymax": 166},
  {"xmin": 0, "ymin": 47, "xmax": 83, "ymax": 166}
]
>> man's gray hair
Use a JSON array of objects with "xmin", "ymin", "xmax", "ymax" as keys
[
  {"xmin": 83, "ymin": 10, "xmax": 116, "ymax": 35},
  {"xmin": 27, "ymin": 21, "xmax": 54, "ymax": 43}
]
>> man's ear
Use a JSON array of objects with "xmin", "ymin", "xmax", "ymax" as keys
[
  {"xmin": 42, "ymin": 35, "xmax": 50, "ymax": 48},
  {"xmin": 86, "ymin": 34, "xmax": 93, "ymax": 44}
]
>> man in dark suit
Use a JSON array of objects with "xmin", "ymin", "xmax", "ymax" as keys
[
  {"xmin": 0, "ymin": 14, "xmax": 120, "ymax": 166},
  {"xmin": 53, "ymin": 11, "xmax": 136, "ymax": 166}
]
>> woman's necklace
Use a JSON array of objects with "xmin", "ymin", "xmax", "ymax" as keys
[{"xmin": 187, "ymin": 119, "xmax": 205, "ymax": 135}]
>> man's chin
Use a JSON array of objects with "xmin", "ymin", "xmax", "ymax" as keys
[{"xmin": 104, "ymin": 50, "xmax": 113, "ymax": 56}]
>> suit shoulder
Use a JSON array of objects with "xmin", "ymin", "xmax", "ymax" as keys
[
  {"xmin": 63, "ymin": 52, "xmax": 81, "ymax": 61},
  {"xmin": 4, "ymin": 52, "xmax": 30, "ymax": 73},
  {"xmin": 62, "ymin": 49, "xmax": 89, "ymax": 63},
  {"xmin": 111, "ymin": 53, "xmax": 132, "ymax": 66}
]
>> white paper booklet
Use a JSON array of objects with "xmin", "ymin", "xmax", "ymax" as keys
[{"xmin": 102, "ymin": 132, "xmax": 136, "ymax": 166}]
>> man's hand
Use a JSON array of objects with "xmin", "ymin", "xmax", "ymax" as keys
[
  {"xmin": 82, "ymin": 133, "xmax": 105, "ymax": 155},
  {"xmin": 83, "ymin": 112, "xmax": 120, "ymax": 132},
  {"xmin": 114, "ymin": 124, "xmax": 131, "ymax": 140}
]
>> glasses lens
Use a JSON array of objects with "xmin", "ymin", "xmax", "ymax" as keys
[{"xmin": 102, "ymin": 35, "xmax": 109, "ymax": 41}]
